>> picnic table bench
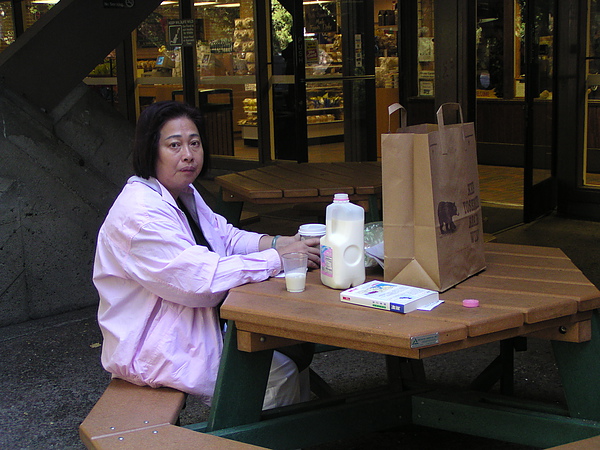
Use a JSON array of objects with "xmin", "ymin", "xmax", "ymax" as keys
[{"xmin": 79, "ymin": 378, "xmax": 263, "ymax": 449}]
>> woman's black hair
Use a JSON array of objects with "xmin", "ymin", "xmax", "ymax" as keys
[{"xmin": 132, "ymin": 100, "xmax": 211, "ymax": 179}]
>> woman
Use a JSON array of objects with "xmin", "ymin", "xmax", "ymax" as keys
[{"xmin": 93, "ymin": 101, "xmax": 320, "ymax": 409}]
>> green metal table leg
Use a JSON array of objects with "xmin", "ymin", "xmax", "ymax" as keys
[
  {"xmin": 206, "ymin": 321, "xmax": 273, "ymax": 431},
  {"xmin": 553, "ymin": 310, "xmax": 600, "ymax": 421}
]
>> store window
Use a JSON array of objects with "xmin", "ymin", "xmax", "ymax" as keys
[
  {"xmin": 132, "ymin": 0, "xmax": 257, "ymax": 159},
  {"xmin": 586, "ymin": 0, "xmax": 600, "ymax": 184},
  {"xmin": 269, "ymin": 0, "xmax": 349, "ymax": 161},
  {"xmin": 197, "ymin": 0, "xmax": 257, "ymax": 159},
  {"xmin": 474, "ymin": 0, "xmax": 553, "ymax": 101},
  {"xmin": 303, "ymin": 1, "xmax": 344, "ymax": 157},
  {"xmin": 476, "ymin": 0, "xmax": 504, "ymax": 98},
  {"xmin": 417, "ymin": 0, "xmax": 434, "ymax": 97},
  {"xmin": 0, "ymin": 0, "xmax": 56, "ymax": 55},
  {"xmin": 269, "ymin": 0, "xmax": 377, "ymax": 163},
  {"xmin": 375, "ymin": 0, "xmax": 399, "ymax": 156},
  {"xmin": 0, "ymin": 1, "xmax": 14, "ymax": 53},
  {"xmin": 125, "ymin": 0, "xmax": 258, "ymax": 159},
  {"xmin": 136, "ymin": 2, "xmax": 181, "ymax": 109},
  {"xmin": 24, "ymin": 1, "xmax": 55, "ymax": 25}
]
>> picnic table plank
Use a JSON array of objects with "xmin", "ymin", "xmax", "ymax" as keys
[
  {"xmin": 484, "ymin": 242, "xmax": 568, "ymax": 258},
  {"xmin": 79, "ymin": 379, "xmax": 185, "ymax": 442},
  {"xmin": 484, "ymin": 243, "xmax": 575, "ymax": 269},
  {"xmin": 227, "ymin": 273, "xmax": 468, "ymax": 356},
  {"xmin": 225, "ymin": 280, "xmax": 591, "ymax": 359},
  {"xmin": 216, "ymin": 173, "xmax": 282, "ymax": 200},
  {"xmin": 466, "ymin": 244, "xmax": 600, "ymax": 311},
  {"xmin": 312, "ymin": 163, "xmax": 381, "ymax": 194},
  {"xmin": 256, "ymin": 165, "xmax": 353, "ymax": 197},
  {"xmin": 236, "ymin": 274, "xmax": 522, "ymax": 338},
  {"xmin": 89, "ymin": 424, "xmax": 264, "ymax": 449},
  {"xmin": 484, "ymin": 252, "xmax": 576, "ymax": 270},
  {"xmin": 481, "ymin": 262, "xmax": 593, "ymax": 285},
  {"xmin": 410, "ymin": 300, "xmax": 524, "ymax": 337},
  {"xmin": 442, "ymin": 288, "xmax": 578, "ymax": 324},
  {"xmin": 274, "ymin": 163, "xmax": 356, "ymax": 196},
  {"xmin": 330, "ymin": 161, "xmax": 382, "ymax": 179},
  {"xmin": 302, "ymin": 162, "xmax": 370, "ymax": 183},
  {"xmin": 417, "ymin": 312, "xmax": 592, "ymax": 358},
  {"xmin": 458, "ymin": 275, "xmax": 600, "ymax": 311},
  {"xmin": 236, "ymin": 167, "xmax": 318, "ymax": 198},
  {"xmin": 214, "ymin": 162, "xmax": 383, "ymax": 209}
]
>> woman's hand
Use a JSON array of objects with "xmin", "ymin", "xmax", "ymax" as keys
[
  {"xmin": 276, "ymin": 235, "xmax": 321, "ymax": 269},
  {"xmin": 259, "ymin": 234, "xmax": 321, "ymax": 269}
]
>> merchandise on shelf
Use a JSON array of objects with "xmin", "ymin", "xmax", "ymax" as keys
[
  {"xmin": 306, "ymin": 84, "xmax": 344, "ymax": 124},
  {"xmin": 307, "ymin": 114, "xmax": 336, "ymax": 123},
  {"xmin": 137, "ymin": 59, "xmax": 156, "ymax": 72},
  {"xmin": 375, "ymin": 31, "xmax": 397, "ymax": 56},
  {"xmin": 233, "ymin": 17, "xmax": 255, "ymax": 75},
  {"xmin": 238, "ymin": 98, "xmax": 257, "ymax": 126},
  {"xmin": 376, "ymin": 57, "xmax": 398, "ymax": 88},
  {"xmin": 307, "ymin": 91, "xmax": 343, "ymax": 109}
]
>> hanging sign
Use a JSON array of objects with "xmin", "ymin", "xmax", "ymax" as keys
[
  {"xmin": 305, "ymin": 3, "xmax": 337, "ymax": 33},
  {"xmin": 168, "ymin": 19, "xmax": 196, "ymax": 47},
  {"xmin": 305, "ymin": 38, "xmax": 319, "ymax": 65}
]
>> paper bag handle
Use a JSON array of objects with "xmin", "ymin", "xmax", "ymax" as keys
[
  {"xmin": 387, "ymin": 103, "xmax": 407, "ymax": 132},
  {"xmin": 436, "ymin": 103, "xmax": 466, "ymax": 155},
  {"xmin": 436, "ymin": 102, "xmax": 464, "ymax": 127}
]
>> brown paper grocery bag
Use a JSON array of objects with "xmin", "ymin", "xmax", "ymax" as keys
[{"xmin": 381, "ymin": 103, "xmax": 486, "ymax": 292}]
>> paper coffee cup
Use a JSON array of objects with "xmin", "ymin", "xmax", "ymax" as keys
[{"xmin": 298, "ymin": 223, "xmax": 326, "ymax": 240}]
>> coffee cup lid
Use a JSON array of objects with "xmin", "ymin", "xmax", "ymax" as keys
[{"xmin": 298, "ymin": 223, "xmax": 326, "ymax": 236}]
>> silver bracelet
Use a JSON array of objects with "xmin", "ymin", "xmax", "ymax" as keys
[{"xmin": 271, "ymin": 235, "xmax": 281, "ymax": 249}]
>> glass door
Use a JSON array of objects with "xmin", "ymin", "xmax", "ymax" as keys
[
  {"xmin": 270, "ymin": 0, "xmax": 376, "ymax": 162},
  {"xmin": 585, "ymin": 0, "xmax": 600, "ymax": 187},
  {"xmin": 522, "ymin": 0, "xmax": 556, "ymax": 222}
]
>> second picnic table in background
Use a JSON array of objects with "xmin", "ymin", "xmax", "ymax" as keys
[{"xmin": 214, "ymin": 162, "xmax": 382, "ymax": 224}]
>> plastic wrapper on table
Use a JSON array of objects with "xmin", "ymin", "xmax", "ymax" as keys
[{"xmin": 364, "ymin": 221, "xmax": 384, "ymax": 267}]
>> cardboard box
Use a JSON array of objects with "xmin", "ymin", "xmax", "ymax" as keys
[{"xmin": 340, "ymin": 280, "xmax": 439, "ymax": 314}]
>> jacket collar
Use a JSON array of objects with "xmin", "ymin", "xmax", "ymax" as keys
[{"xmin": 128, "ymin": 176, "xmax": 197, "ymax": 216}]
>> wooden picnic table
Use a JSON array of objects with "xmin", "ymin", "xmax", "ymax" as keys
[
  {"xmin": 185, "ymin": 242, "xmax": 600, "ymax": 448},
  {"xmin": 213, "ymin": 162, "xmax": 382, "ymax": 223}
]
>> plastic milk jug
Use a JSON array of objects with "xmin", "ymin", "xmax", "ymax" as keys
[{"xmin": 320, "ymin": 193, "xmax": 366, "ymax": 289}]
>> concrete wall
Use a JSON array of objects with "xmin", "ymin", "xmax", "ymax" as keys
[{"xmin": 0, "ymin": 84, "xmax": 133, "ymax": 326}]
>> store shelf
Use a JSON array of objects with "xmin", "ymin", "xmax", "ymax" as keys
[
  {"xmin": 242, "ymin": 120, "xmax": 343, "ymax": 141},
  {"xmin": 84, "ymin": 77, "xmax": 117, "ymax": 86},
  {"xmin": 376, "ymin": 25, "xmax": 398, "ymax": 31},
  {"xmin": 307, "ymin": 107, "xmax": 343, "ymax": 112}
]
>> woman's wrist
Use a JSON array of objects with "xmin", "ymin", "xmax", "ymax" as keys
[{"xmin": 271, "ymin": 235, "xmax": 281, "ymax": 249}]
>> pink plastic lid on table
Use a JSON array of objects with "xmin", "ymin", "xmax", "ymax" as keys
[{"xmin": 462, "ymin": 299, "xmax": 480, "ymax": 308}]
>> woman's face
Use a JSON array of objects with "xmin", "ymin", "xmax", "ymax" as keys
[{"xmin": 155, "ymin": 116, "xmax": 203, "ymax": 199}]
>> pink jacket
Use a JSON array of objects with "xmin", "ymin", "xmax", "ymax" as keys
[{"xmin": 93, "ymin": 176, "xmax": 281, "ymax": 400}]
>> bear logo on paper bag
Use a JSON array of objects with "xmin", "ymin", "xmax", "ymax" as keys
[{"xmin": 437, "ymin": 201, "xmax": 458, "ymax": 234}]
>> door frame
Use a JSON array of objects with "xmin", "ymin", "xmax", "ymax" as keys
[
  {"xmin": 554, "ymin": 0, "xmax": 600, "ymax": 220},
  {"xmin": 522, "ymin": 0, "xmax": 558, "ymax": 222}
]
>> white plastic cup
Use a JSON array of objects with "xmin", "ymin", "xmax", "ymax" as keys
[
  {"xmin": 282, "ymin": 252, "xmax": 308, "ymax": 293},
  {"xmin": 298, "ymin": 223, "xmax": 326, "ymax": 240}
]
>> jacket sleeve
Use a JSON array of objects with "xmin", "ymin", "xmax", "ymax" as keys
[{"xmin": 121, "ymin": 215, "xmax": 281, "ymax": 309}]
